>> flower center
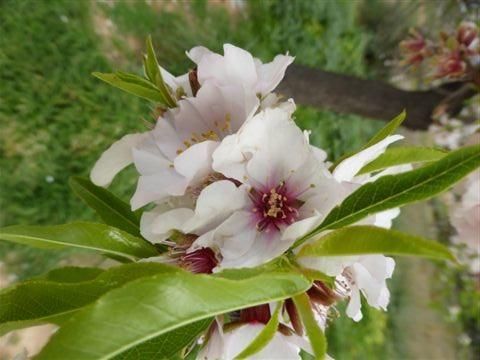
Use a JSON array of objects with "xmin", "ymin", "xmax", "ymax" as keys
[
  {"xmin": 179, "ymin": 248, "xmax": 218, "ymax": 274},
  {"xmin": 250, "ymin": 181, "xmax": 300, "ymax": 232}
]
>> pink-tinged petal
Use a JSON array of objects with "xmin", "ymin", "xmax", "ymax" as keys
[
  {"xmin": 186, "ymin": 46, "xmax": 214, "ymax": 64},
  {"xmin": 90, "ymin": 133, "xmax": 147, "ymax": 187},
  {"xmin": 255, "ymin": 53, "xmax": 295, "ymax": 95},
  {"xmin": 174, "ymin": 140, "xmax": 218, "ymax": 184},
  {"xmin": 130, "ymin": 171, "xmax": 188, "ymax": 210},
  {"xmin": 333, "ymin": 135, "xmax": 404, "ymax": 182},
  {"xmin": 183, "ymin": 181, "xmax": 249, "ymax": 235}
]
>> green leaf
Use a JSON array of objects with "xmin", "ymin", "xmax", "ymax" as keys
[
  {"xmin": 363, "ymin": 110, "xmax": 406, "ymax": 148},
  {"xmin": 69, "ymin": 177, "xmax": 141, "ymax": 237},
  {"xmin": 113, "ymin": 319, "xmax": 212, "ymax": 360},
  {"xmin": 144, "ymin": 35, "xmax": 176, "ymax": 107},
  {"xmin": 42, "ymin": 267, "xmax": 105, "ymax": 283},
  {"xmin": 0, "ymin": 222, "xmax": 158, "ymax": 261},
  {"xmin": 330, "ymin": 111, "xmax": 406, "ymax": 170},
  {"xmin": 235, "ymin": 302, "xmax": 283, "ymax": 359},
  {"xmin": 296, "ymin": 144, "xmax": 480, "ymax": 247},
  {"xmin": 357, "ymin": 146, "xmax": 447, "ymax": 175},
  {"xmin": 0, "ymin": 263, "xmax": 179, "ymax": 335},
  {"xmin": 297, "ymin": 226, "xmax": 455, "ymax": 261},
  {"xmin": 292, "ymin": 293, "xmax": 326, "ymax": 359},
  {"xmin": 37, "ymin": 270, "xmax": 311, "ymax": 360},
  {"xmin": 92, "ymin": 71, "xmax": 167, "ymax": 105}
]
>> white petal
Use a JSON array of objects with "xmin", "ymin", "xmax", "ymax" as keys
[
  {"xmin": 132, "ymin": 133, "xmax": 172, "ymax": 175},
  {"xmin": 223, "ymin": 44, "xmax": 258, "ymax": 90},
  {"xmin": 333, "ymin": 135, "xmax": 404, "ymax": 182},
  {"xmin": 346, "ymin": 287, "xmax": 363, "ymax": 321},
  {"xmin": 160, "ymin": 67, "xmax": 192, "ymax": 97},
  {"xmin": 131, "ymin": 171, "xmax": 188, "ymax": 210},
  {"xmin": 282, "ymin": 213, "xmax": 323, "ymax": 242},
  {"xmin": 297, "ymin": 255, "xmax": 358, "ymax": 276},
  {"xmin": 222, "ymin": 324, "xmax": 302, "ymax": 360},
  {"xmin": 183, "ymin": 181, "xmax": 249, "ymax": 234},
  {"xmin": 212, "ymin": 133, "xmax": 248, "ymax": 181},
  {"xmin": 90, "ymin": 133, "xmax": 147, "ymax": 187},
  {"xmin": 374, "ymin": 208, "xmax": 401, "ymax": 229},
  {"xmin": 149, "ymin": 208, "xmax": 194, "ymax": 241},
  {"xmin": 174, "ymin": 140, "xmax": 218, "ymax": 184},
  {"xmin": 255, "ymin": 53, "xmax": 294, "ymax": 95}
]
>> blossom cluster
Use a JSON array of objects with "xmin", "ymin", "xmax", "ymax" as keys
[
  {"xmin": 399, "ymin": 21, "xmax": 479, "ymax": 82},
  {"xmin": 91, "ymin": 44, "xmax": 407, "ymax": 358}
]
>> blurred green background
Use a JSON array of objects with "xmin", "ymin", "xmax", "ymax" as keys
[{"xmin": 0, "ymin": 0, "xmax": 476, "ymax": 359}]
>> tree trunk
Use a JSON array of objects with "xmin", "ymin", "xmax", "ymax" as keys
[{"xmin": 278, "ymin": 65, "xmax": 476, "ymax": 130}]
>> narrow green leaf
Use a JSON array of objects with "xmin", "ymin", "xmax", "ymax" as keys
[
  {"xmin": 0, "ymin": 263, "xmax": 179, "ymax": 336},
  {"xmin": 69, "ymin": 177, "xmax": 141, "ymax": 237},
  {"xmin": 363, "ymin": 110, "xmax": 406, "ymax": 148},
  {"xmin": 92, "ymin": 72, "xmax": 167, "ymax": 104},
  {"xmin": 235, "ymin": 302, "xmax": 283, "ymax": 359},
  {"xmin": 330, "ymin": 111, "xmax": 406, "ymax": 170},
  {"xmin": 113, "ymin": 319, "xmax": 212, "ymax": 360},
  {"xmin": 37, "ymin": 270, "xmax": 311, "ymax": 360},
  {"xmin": 297, "ymin": 226, "xmax": 455, "ymax": 261},
  {"xmin": 292, "ymin": 293, "xmax": 326, "ymax": 359},
  {"xmin": 296, "ymin": 144, "xmax": 480, "ymax": 247},
  {"xmin": 144, "ymin": 36, "xmax": 176, "ymax": 107},
  {"xmin": 0, "ymin": 222, "xmax": 158, "ymax": 261},
  {"xmin": 358, "ymin": 146, "xmax": 447, "ymax": 175}
]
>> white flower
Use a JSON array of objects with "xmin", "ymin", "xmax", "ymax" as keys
[
  {"xmin": 181, "ymin": 107, "xmax": 345, "ymax": 269},
  {"xmin": 199, "ymin": 321, "xmax": 311, "ymax": 360},
  {"xmin": 90, "ymin": 81, "xmax": 259, "ymax": 209},
  {"xmin": 187, "ymin": 44, "xmax": 294, "ymax": 98},
  {"xmin": 450, "ymin": 170, "xmax": 480, "ymax": 273},
  {"xmin": 297, "ymin": 134, "xmax": 406, "ymax": 321}
]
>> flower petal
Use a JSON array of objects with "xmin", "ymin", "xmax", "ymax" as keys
[
  {"xmin": 130, "ymin": 170, "xmax": 188, "ymax": 210},
  {"xmin": 140, "ymin": 207, "xmax": 194, "ymax": 244},
  {"xmin": 174, "ymin": 140, "xmax": 218, "ymax": 184},
  {"xmin": 333, "ymin": 135, "xmax": 404, "ymax": 182},
  {"xmin": 184, "ymin": 181, "xmax": 249, "ymax": 235},
  {"xmin": 90, "ymin": 133, "xmax": 147, "ymax": 187},
  {"xmin": 255, "ymin": 53, "xmax": 295, "ymax": 95}
]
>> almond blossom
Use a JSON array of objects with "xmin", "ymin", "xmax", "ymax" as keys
[
  {"xmin": 296, "ymin": 133, "xmax": 407, "ymax": 321},
  {"xmin": 187, "ymin": 43, "xmax": 294, "ymax": 98},
  {"xmin": 90, "ymin": 80, "xmax": 259, "ymax": 209},
  {"xmin": 199, "ymin": 306, "xmax": 311, "ymax": 360},
  {"xmin": 166, "ymin": 107, "xmax": 346, "ymax": 270}
]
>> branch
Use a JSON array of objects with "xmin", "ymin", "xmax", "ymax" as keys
[{"xmin": 278, "ymin": 65, "xmax": 477, "ymax": 130}]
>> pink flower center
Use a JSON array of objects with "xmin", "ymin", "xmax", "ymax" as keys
[
  {"xmin": 250, "ymin": 181, "xmax": 301, "ymax": 232},
  {"xmin": 180, "ymin": 248, "xmax": 218, "ymax": 274}
]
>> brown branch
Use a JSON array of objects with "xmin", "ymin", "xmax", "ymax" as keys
[{"xmin": 277, "ymin": 64, "xmax": 477, "ymax": 130}]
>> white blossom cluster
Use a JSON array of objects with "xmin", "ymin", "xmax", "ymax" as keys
[
  {"xmin": 91, "ymin": 45, "xmax": 406, "ymax": 358},
  {"xmin": 429, "ymin": 113, "xmax": 480, "ymax": 274}
]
